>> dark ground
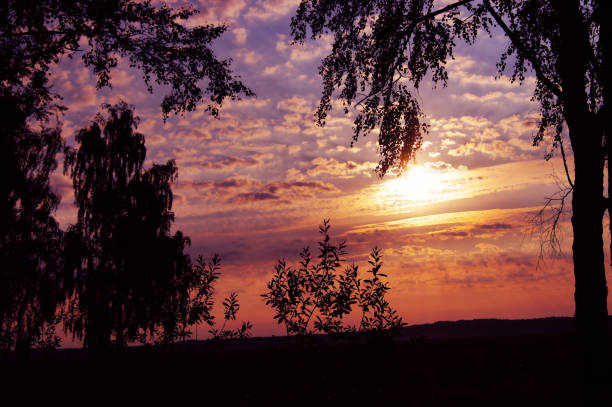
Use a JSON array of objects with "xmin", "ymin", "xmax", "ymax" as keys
[{"xmin": 2, "ymin": 317, "xmax": 610, "ymax": 406}]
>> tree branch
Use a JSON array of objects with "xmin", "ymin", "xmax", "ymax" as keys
[
  {"xmin": 558, "ymin": 136, "xmax": 574, "ymax": 188},
  {"xmin": 0, "ymin": 30, "xmax": 73, "ymax": 37},
  {"xmin": 414, "ymin": 0, "xmax": 475, "ymax": 24},
  {"xmin": 531, "ymin": 175, "xmax": 573, "ymax": 264},
  {"xmin": 483, "ymin": 0, "xmax": 563, "ymax": 99}
]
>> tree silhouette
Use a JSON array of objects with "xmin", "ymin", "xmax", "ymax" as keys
[
  {"xmin": 0, "ymin": 76, "xmax": 64, "ymax": 357},
  {"xmin": 209, "ymin": 292, "xmax": 253, "ymax": 341},
  {"xmin": 291, "ymin": 0, "xmax": 609, "ymax": 384},
  {"xmin": 63, "ymin": 102, "xmax": 195, "ymax": 352},
  {"xmin": 1, "ymin": 0, "xmax": 253, "ymax": 353},
  {"xmin": 357, "ymin": 247, "xmax": 404, "ymax": 333},
  {"xmin": 1, "ymin": 0, "xmax": 253, "ymax": 118},
  {"xmin": 263, "ymin": 220, "xmax": 404, "ymax": 337},
  {"xmin": 159, "ymin": 254, "xmax": 221, "ymax": 344}
]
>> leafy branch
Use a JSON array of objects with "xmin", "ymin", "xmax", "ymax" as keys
[
  {"xmin": 209, "ymin": 292, "xmax": 253, "ymax": 341},
  {"xmin": 262, "ymin": 220, "xmax": 405, "ymax": 338}
]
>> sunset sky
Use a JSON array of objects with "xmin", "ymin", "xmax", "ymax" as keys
[{"xmin": 50, "ymin": 0, "xmax": 611, "ymax": 337}]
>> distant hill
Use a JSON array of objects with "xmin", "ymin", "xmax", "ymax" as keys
[
  {"xmin": 16, "ymin": 316, "xmax": 612, "ymax": 359},
  {"xmin": 398, "ymin": 316, "xmax": 612, "ymax": 340}
]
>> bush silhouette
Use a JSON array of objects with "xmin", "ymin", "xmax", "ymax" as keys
[
  {"xmin": 209, "ymin": 292, "xmax": 253, "ymax": 341},
  {"xmin": 262, "ymin": 220, "xmax": 405, "ymax": 337},
  {"xmin": 157, "ymin": 254, "xmax": 221, "ymax": 344}
]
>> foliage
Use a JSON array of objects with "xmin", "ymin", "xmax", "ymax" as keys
[
  {"xmin": 262, "ymin": 220, "xmax": 405, "ymax": 336},
  {"xmin": 0, "ymin": 0, "xmax": 252, "ymax": 353},
  {"xmin": 0, "ymin": 78, "xmax": 65, "ymax": 353},
  {"xmin": 0, "ymin": 0, "xmax": 253, "ymax": 118},
  {"xmin": 33, "ymin": 313, "xmax": 64, "ymax": 351},
  {"xmin": 290, "ymin": 0, "xmax": 611, "ymax": 383},
  {"xmin": 290, "ymin": 0, "xmax": 604, "ymax": 175},
  {"xmin": 159, "ymin": 255, "xmax": 221, "ymax": 344},
  {"xmin": 209, "ymin": 292, "xmax": 253, "ymax": 341},
  {"xmin": 357, "ymin": 247, "xmax": 404, "ymax": 332},
  {"xmin": 60, "ymin": 102, "xmax": 247, "ymax": 350},
  {"xmin": 63, "ymin": 102, "xmax": 194, "ymax": 350}
]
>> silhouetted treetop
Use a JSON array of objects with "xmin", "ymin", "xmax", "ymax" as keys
[
  {"xmin": 64, "ymin": 102, "xmax": 146, "ymax": 238},
  {"xmin": 1, "ymin": 0, "xmax": 254, "ymax": 117},
  {"xmin": 63, "ymin": 102, "xmax": 193, "ymax": 351},
  {"xmin": 291, "ymin": 0, "xmax": 604, "ymax": 175}
]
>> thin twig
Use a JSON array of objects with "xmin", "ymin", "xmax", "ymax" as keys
[{"xmin": 530, "ymin": 173, "xmax": 573, "ymax": 265}]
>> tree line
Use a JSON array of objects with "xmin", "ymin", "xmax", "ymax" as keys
[
  {"xmin": 0, "ymin": 0, "xmax": 254, "ymax": 357},
  {"xmin": 0, "ymin": 1, "xmax": 404, "ymax": 357},
  {"xmin": 2, "ymin": 100, "xmax": 254, "ymax": 356}
]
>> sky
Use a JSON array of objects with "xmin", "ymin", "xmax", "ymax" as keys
[{"xmin": 49, "ymin": 0, "xmax": 611, "ymax": 338}]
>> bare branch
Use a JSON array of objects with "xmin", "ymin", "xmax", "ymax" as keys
[{"xmin": 530, "ymin": 173, "xmax": 573, "ymax": 265}]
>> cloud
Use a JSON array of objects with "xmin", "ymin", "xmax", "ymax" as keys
[
  {"xmin": 275, "ymin": 96, "xmax": 313, "ymax": 114},
  {"xmin": 235, "ymin": 48, "xmax": 263, "ymax": 64},
  {"xmin": 233, "ymin": 27, "xmax": 247, "ymax": 45},
  {"xmin": 229, "ymin": 192, "xmax": 280, "ymax": 204},
  {"xmin": 264, "ymin": 180, "xmax": 337, "ymax": 194},
  {"xmin": 306, "ymin": 157, "xmax": 376, "ymax": 178},
  {"xmin": 244, "ymin": 0, "xmax": 300, "ymax": 21},
  {"xmin": 262, "ymin": 64, "xmax": 281, "ymax": 76},
  {"xmin": 275, "ymin": 33, "xmax": 332, "ymax": 62},
  {"xmin": 448, "ymin": 140, "xmax": 517, "ymax": 159},
  {"xmin": 189, "ymin": 0, "xmax": 247, "ymax": 23},
  {"xmin": 477, "ymin": 222, "xmax": 513, "ymax": 230},
  {"xmin": 226, "ymin": 180, "xmax": 339, "ymax": 205},
  {"xmin": 199, "ymin": 155, "xmax": 260, "ymax": 170},
  {"xmin": 423, "ymin": 112, "xmax": 543, "ymax": 167}
]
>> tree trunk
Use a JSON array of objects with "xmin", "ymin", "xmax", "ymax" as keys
[
  {"xmin": 571, "ymin": 135, "xmax": 608, "ymax": 382},
  {"xmin": 86, "ymin": 291, "xmax": 111, "ymax": 358},
  {"xmin": 553, "ymin": 1, "xmax": 609, "ymax": 401}
]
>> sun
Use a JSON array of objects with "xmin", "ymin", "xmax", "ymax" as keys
[{"xmin": 377, "ymin": 165, "xmax": 461, "ymax": 207}]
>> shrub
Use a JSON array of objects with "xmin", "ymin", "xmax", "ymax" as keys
[
  {"xmin": 262, "ymin": 220, "xmax": 405, "ymax": 337},
  {"xmin": 158, "ymin": 254, "xmax": 253, "ymax": 344},
  {"xmin": 209, "ymin": 292, "xmax": 253, "ymax": 341},
  {"xmin": 158, "ymin": 254, "xmax": 221, "ymax": 344}
]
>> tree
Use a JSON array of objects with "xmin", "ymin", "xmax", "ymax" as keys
[
  {"xmin": 1, "ymin": 0, "xmax": 253, "ymax": 118},
  {"xmin": 159, "ymin": 254, "xmax": 221, "ymax": 344},
  {"xmin": 262, "ymin": 220, "xmax": 404, "ymax": 337},
  {"xmin": 63, "ymin": 102, "xmax": 194, "ymax": 352},
  {"xmin": 291, "ymin": 0, "xmax": 609, "ymax": 388},
  {"xmin": 1, "ymin": 0, "xmax": 253, "ymax": 353},
  {"xmin": 0, "ymin": 74, "xmax": 65, "ymax": 357}
]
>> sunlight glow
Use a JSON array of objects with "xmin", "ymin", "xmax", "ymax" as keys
[{"xmin": 377, "ymin": 165, "xmax": 463, "ymax": 207}]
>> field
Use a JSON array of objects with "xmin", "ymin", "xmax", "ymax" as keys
[{"xmin": 3, "ymin": 318, "xmax": 610, "ymax": 406}]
